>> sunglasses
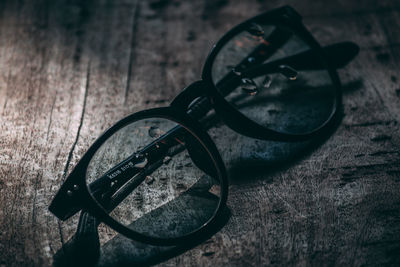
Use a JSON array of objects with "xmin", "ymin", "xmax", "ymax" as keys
[{"xmin": 49, "ymin": 5, "xmax": 358, "ymax": 249}]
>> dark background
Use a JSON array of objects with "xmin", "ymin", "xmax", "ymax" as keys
[{"xmin": 0, "ymin": 0, "xmax": 399, "ymax": 266}]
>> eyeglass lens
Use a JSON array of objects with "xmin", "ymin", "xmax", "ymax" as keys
[
  {"xmin": 85, "ymin": 117, "xmax": 222, "ymax": 239},
  {"xmin": 212, "ymin": 22, "xmax": 336, "ymax": 135}
]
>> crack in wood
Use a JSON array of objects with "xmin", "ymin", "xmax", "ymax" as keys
[
  {"xmin": 46, "ymin": 94, "xmax": 57, "ymax": 141},
  {"xmin": 124, "ymin": 0, "xmax": 140, "ymax": 105},
  {"xmin": 61, "ymin": 62, "xmax": 91, "ymax": 182}
]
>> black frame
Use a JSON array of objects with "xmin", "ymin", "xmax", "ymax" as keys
[{"xmin": 49, "ymin": 5, "xmax": 344, "ymax": 247}]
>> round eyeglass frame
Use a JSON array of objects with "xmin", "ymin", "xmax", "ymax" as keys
[{"xmin": 49, "ymin": 6, "xmax": 342, "ymax": 246}]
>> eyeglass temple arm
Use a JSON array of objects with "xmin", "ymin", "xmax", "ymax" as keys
[
  {"xmin": 217, "ymin": 41, "xmax": 360, "ymax": 96},
  {"xmin": 52, "ymin": 211, "xmax": 100, "ymax": 266}
]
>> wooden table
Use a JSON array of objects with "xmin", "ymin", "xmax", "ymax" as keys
[{"xmin": 1, "ymin": 0, "xmax": 399, "ymax": 266}]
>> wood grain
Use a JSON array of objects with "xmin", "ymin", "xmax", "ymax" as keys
[{"xmin": 0, "ymin": 0, "xmax": 399, "ymax": 266}]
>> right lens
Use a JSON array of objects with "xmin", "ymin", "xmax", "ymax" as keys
[
  {"xmin": 85, "ymin": 116, "xmax": 222, "ymax": 240},
  {"xmin": 211, "ymin": 21, "xmax": 337, "ymax": 135}
]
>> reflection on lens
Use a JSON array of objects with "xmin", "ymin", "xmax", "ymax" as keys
[
  {"xmin": 212, "ymin": 22, "xmax": 336, "ymax": 135},
  {"xmin": 86, "ymin": 117, "xmax": 221, "ymax": 239}
]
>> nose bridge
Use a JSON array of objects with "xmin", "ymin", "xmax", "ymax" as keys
[{"xmin": 170, "ymin": 80, "xmax": 208, "ymax": 111}]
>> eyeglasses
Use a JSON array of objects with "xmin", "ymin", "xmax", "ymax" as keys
[{"xmin": 49, "ymin": 5, "xmax": 358, "ymax": 247}]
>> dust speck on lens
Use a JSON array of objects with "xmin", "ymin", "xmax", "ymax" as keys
[
  {"xmin": 232, "ymin": 67, "xmax": 242, "ymax": 76},
  {"xmin": 163, "ymin": 156, "xmax": 172, "ymax": 165},
  {"xmin": 145, "ymin": 176, "xmax": 154, "ymax": 184},
  {"xmin": 248, "ymin": 57, "xmax": 255, "ymax": 63},
  {"xmin": 241, "ymin": 78, "xmax": 258, "ymax": 95},
  {"xmin": 247, "ymin": 23, "xmax": 264, "ymax": 37},
  {"xmin": 176, "ymin": 183, "xmax": 186, "ymax": 190},
  {"xmin": 262, "ymin": 75, "xmax": 272, "ymax": 89},
  {"xmin": 278, "ymin": 65, "xmax": 298, "ymax": 80},
  {"xmin": 148, "ymin": 126, "xmax": 162, "ymax": 138},
  {"xmin": 134, "ymin": 193, "xmax": 143, "ymax": 203}
]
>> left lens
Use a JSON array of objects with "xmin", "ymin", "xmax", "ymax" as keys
[{"xmin": 85, "ymin": 115, "xmax": 223, "ymax": 241}]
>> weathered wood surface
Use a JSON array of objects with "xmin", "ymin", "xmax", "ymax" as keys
[{"xmin": 0, "ymin": 0, "xmax": 399, "ymax": 266}]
